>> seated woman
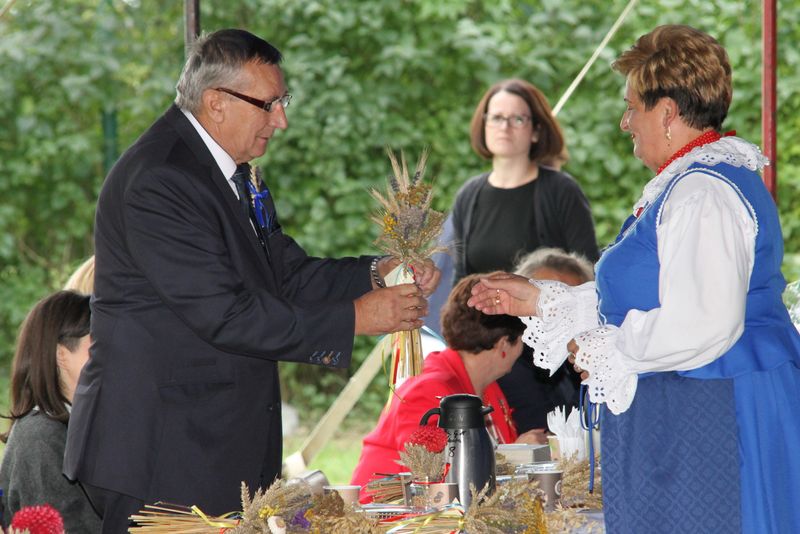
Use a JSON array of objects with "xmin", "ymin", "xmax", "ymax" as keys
[
  {"xmin": 351, "ymin": 273, "xmax": 540, "ymax": 494},
  {"xmin": 0, "ymin": 290, "xmax": 101, "ymax": 532},
  {"xmin": 496, "ymin": 247, "xmax": 594, "ymax": 436}
]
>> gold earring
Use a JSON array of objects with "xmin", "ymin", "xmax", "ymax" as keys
[{"xmin": 666, "ymin": 127, "xmax": 672, "ymax": 141}]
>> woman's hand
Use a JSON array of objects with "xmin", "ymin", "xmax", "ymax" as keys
[
  {"xmin": 567, "ymin": 339, "xmax": 590, "ymax": 380},
  {"xmin": 410, "ymin": 258, "xmax": 441, "ymax": 297},
  {"xmin": 466, "ymin": 273, "xmax": 540, "ymax": 316},
  {"xmin": 515, "ymin": 428, "xmax": 548, "ymax": 445}
]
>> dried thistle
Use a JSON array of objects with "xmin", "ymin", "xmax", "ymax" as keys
[
  {"xmin": 370, "ymin": 148, "xmax": 446, "ymax": 266},
  {"xmin": 397, "ymin": 443, "xmax": 446, "ymax": 481}
]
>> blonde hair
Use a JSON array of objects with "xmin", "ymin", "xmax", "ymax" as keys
[
  {"xmin": 613, "ymin": 25, "xmax": 732, "ymax": 130},
  {"xmin": 64, "ymin": 256, "xmax": 95, "ymax": 295},
  {"xmin": 514, "ymin": 247, "xmax": 594, "ymax": 283}
]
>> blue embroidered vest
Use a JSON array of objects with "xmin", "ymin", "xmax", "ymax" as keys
[{"xmin": 595, "ymin": 161, "xmax": 800, "ymax": 378}]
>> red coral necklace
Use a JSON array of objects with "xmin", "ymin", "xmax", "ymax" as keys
[
  {"xmin": 634, "ymin": 130, "xmax": 734, "ymax": 218},
  {"xmin": 656, "ymin": 129, "xmax": 734, "ymax": 175}
]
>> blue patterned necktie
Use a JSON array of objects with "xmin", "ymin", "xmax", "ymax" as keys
[
  {"xmin": 231, "ymin": 164, "xmax": 278, "ymax": 234},
  {"xmin": 231, "ymin": 163, "xmax": 272, "ymax": 261}
]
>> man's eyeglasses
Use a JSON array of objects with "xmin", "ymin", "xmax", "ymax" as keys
[
  {"xmin": 215, "ymin": 88, "xmax": 292, "ymax": 113},
  {"xmin": 484, "ymin": 113, "xmax": 532, "ymax": 129}
]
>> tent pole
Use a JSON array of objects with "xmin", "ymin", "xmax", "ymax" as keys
[
  {"xmin": 184, "ymin": 0, "xmax": 201, "ymax": 58},
  {"xmin": 762, "ymin": 0, "xmax": 777, "ymax": 201}
]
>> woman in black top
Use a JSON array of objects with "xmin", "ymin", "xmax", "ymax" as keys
[{"xmin": 450, "ymin": 79, "xmax": 599, "ymax": 284}]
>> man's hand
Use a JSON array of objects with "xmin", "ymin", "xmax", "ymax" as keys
[{"xmin": 354, "ymin": 284, "xmax": 428, "ymax": 335}]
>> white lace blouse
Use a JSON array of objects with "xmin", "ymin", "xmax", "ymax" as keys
[{"xmin": 522, "ymin": 137, "xmax": 768, "ymax": 414}]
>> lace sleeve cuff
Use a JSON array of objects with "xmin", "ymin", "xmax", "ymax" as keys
[
  {"xmin": 520, "ymin": 280, "xmax": 599, "ymax": 375},
  {"xmin": 573, "ymin": 326, "xmax": 638, "ymax": 414}
]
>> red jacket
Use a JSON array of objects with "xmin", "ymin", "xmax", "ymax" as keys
[{"xmin": 350, "ymin": 348, "xmax": 517, "ymax": 494}]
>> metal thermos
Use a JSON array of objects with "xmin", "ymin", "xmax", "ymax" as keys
[{"xmin": 420, "ymin": 393, "xmax": 496, "ymax": 508}]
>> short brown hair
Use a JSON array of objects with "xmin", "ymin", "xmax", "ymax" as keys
[
  {"xmin": 441, "ymin": 273, "xmax": 525, "ymax": 353},
  {"xmin": 1, "ymin": 291, "xmax": 91, "ymax": 442},
  {"xmin": 470, "ymin": 79, "xmax": 567, "ymax": 165},
  {"xmin": 613, "ymin": 25, "xmax": 731, "ymax": 131}
]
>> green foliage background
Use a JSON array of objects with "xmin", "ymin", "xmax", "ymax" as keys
[{"xmin": 1, "ymin": 0, "xmax": 799, "ymax": 421}]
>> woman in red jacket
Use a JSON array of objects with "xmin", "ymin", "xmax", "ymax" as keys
[{"xmin": 351, "ymin": 273, "xmax": 542, "ymax": 494}]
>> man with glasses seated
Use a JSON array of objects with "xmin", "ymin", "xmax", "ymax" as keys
[{"xmin": 64, "ymin": 29, "xmax": 440, "ymax": 533}]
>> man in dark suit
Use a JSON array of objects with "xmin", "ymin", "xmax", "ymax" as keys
[{"xmin": 64, "ymin": 29, "xmax": 439, "ymax": 532}]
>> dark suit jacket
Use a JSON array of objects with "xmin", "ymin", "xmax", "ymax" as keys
[{"xmin": 64, "ymin": 105, "xmax": 373, "ymax": 513}]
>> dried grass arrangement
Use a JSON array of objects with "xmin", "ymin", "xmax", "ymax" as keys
[
  {"xmin": 370, "ymin": 148, "xmax": 446, "ymax": 267},
  {"xmin": 397, "ymin": 443, "xmax": 446, "ymax": 482},
  {"xmin": 128, "ymin": 476, "xmax": 562, "ymax": 534},
  {"xmin": 370, "ymin": 148, "xmax": 447, "ymax": 397},
  {"xmin": 557, "ymin": 454, "xmax": 603, "ymax": 510},
  {"xmin": 385, "ymin": 479, "xmax": 549, "ymax": 533},
  {"xmin": 130, "ymin": 481, "xmax": 382, "ymax": 534},
  {"xmin": 395, "ymin": 425, "xmax": 449, "ymax": 482},
  {"xmin": 364, "ymin": 473, "xmax": 408, "ymax": 504}
]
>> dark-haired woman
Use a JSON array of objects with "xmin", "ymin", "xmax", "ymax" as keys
[
  {"xmin": 0, "ymin": 291, "xmax": 101, "ymax": 532},
  {"xmin": 449, "ymin": 78, "xmax": 598, "ymax": 287},
  {"xmin": 351, "ymin": 273, "xmax": 543, "ymax": 499}
]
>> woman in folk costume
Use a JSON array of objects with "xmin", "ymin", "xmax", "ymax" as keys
[{"xmin": 468, "ymin": 24, "xmax": 800, "ymax": 534}]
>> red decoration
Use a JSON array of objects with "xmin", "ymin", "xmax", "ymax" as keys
[
  {"xmin": 406, "ymin": 425, "xmax": 449, "ymax": 453},
  {"xmin": 656, "ymin": 129, "xmax": 736, "ymax": 175},
  {"xmin": 10, "ymin": 504, "xmax": 65, "ymax": 534}
]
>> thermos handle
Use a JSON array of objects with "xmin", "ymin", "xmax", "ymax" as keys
[
  {"xmin": 420, "ymin": 407, "xmax": 441, "ymax": 426},
  {"xmin": 481, "ymin": 405, "xmax": 494, "ymax": 416}
]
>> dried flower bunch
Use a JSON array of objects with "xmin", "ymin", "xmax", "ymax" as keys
[
  {"xmin": 370, "ymin": 148, "xmax": 446, "ymax": 266},
  {"xmin": 387, "ymin": 479, "xmax": 549, "ymax": 534},
  {"xmin": 231, "ymin": 480, "xmax": 313, "ymax": 534},
  {"xmin": 130, "ymin": 473, "xmax": 600, "ymax": 534},
  {"xmin": 397, "ymin": 426, "xmax": 448, "ymax": 482},
  {"xmin": 130, "ymin": 481, "xmax": 381, "ymax": 534},
  {"xmin": 398, "ymin": 444, "xmax": 446, "ymax": 482}
]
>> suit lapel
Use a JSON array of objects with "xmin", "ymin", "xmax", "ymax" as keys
[{"xmin": 165, "ymin": 106, "xmax": 276, "ymax": 280}]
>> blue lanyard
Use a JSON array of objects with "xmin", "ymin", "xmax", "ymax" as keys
[{"xmin": 579, "ymin": 384, "xmax": 601, "ymax": 493}]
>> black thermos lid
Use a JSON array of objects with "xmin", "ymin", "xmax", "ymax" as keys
[{"xmin": 437, "ymin": 393, "xmax": 493, "ymax": 429}]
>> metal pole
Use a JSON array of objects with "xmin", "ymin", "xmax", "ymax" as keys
[
  {"xmin": 762, "ymin": 0, "xmax": 777, "ymax": 201},
  {"xmin": 100, "ymin": 0, "xmax": 118, "ymax": 174},
  {"xmin": 184, "ymin": 0, "xmax": 201, "ymax": 58}
]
